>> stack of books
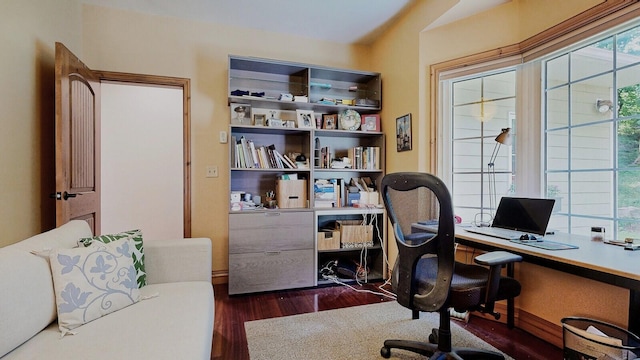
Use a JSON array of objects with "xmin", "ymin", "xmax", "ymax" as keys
[{"xmin": 314, "ymin": 179, "xmax": 342, "ymax": 208}]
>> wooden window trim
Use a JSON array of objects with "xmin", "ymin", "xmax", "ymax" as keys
[{"xmin": 430, "ymin": 0, "xmax": 640, "ymax": 172}]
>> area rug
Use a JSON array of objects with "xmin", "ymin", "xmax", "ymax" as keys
[{"xmin": 245, "ymin": 301, "xmax": 514, "ymax": 360}]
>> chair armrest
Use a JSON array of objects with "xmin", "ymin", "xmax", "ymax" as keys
[
  {"xmin": 144, "ymin": 238, "xmax": 212, "ymax": 285},
  {"xmin": 474, "ymin": 251, "xmax": 522, "ymax": 266}
]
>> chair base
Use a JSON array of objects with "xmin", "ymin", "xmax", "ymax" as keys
[{"xmin": 380, "ymin": 339, "xmax": 505, "ymax": 360}]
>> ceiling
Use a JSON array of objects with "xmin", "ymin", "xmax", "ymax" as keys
[{"xmin": 80, "ymin": 0, "xmax": 510, "ymax": 45}]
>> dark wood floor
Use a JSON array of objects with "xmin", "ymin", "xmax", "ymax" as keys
[{"xmin": 211, "ymin": 282, "xmax": 563, "ymax": 359}]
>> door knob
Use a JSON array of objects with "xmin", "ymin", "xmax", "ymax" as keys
[{"xmin": 49, "ymin": 191, "xmax": 78, "ymax": 200}]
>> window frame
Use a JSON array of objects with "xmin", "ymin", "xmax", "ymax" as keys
[{"xmin": 431, "ymin": 1, "xmax": 640, "ymax": 225}]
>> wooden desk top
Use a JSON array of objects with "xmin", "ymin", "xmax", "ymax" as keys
[{"xmin": 453, "ymin": 226, "xmax": 640, "ymax": 284}]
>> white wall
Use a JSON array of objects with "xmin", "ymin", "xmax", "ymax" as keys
[{"xmin": 101, "ymin": 82, "xmax": 184, "ymax": 240}]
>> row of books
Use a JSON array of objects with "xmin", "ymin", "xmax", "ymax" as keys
[
  {"xmin": 314, "ymin": 146, "xmax": 381, "ymax": 170},
  {"xmin": 348, "ymin": 146, "xmax": 381, "ymax": 170},
  {"xmin": 231, "ymin": 136, "xmax": 297, "ymax": 169}
]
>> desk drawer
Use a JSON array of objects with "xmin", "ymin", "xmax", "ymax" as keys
[
  {"xmin": 228, "ymin": 249, "xmax": 315, "ymax": 295},
  {"xmin": 229, "ymin": 211, "xmax": 313, "ymax": 253}
]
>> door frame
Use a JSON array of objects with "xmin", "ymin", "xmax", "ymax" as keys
[{"xmin": 94, "ymin": 70, "xmax": 192, "ymax": 237}]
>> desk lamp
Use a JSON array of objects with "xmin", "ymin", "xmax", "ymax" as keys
[{"xmin": 488, "ymin": 128, "xmax": 511, "ymax": 217}]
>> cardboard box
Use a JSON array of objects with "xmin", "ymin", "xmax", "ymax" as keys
[
  {"xmin": 317, "ymin": 229, "xmax": 341, "ymax": 250},
  {"xmin": 276, "ymin": 179, "xmax": 308, "ymax": 208},
  {"xmin": 337, "ymin": 220, "xmax": 373, "ymax": 248}
]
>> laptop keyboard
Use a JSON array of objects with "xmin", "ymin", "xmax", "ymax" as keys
[{"xmin": 465, "ymin": 227, "xmax": 525, "ymax": 240}]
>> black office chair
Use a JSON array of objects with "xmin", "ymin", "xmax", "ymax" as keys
[{"xmin": 380, "ymin": 172, "xmax": 522, "ymax": 359}]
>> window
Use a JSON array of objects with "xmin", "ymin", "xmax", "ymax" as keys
[
  {"xmin": 435, "ymin": 3, "xmax": 640, "ymax": 239},
  {"xmin": 447, "ymin": 70, "xmax": 517, "ymax": 225},
  {"xmin": 543, "ymin": 22, "xmax": 640, "ymax": 239}
]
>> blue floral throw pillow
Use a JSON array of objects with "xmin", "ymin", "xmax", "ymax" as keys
[
  {"xmin": 79, "ymin": 229, "xmax": 146, "ymax": 288},
  {"xmin": 50, "ymin": 238, "xmax": 141, "ymax": 336}
]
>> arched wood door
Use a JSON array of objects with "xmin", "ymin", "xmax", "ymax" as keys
[{"xmin": 54, "ymin": 42, "xmax": 101, "ymax": 233}]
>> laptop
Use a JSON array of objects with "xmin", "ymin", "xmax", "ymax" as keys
[{"xmin": 466, "ymin": 197, "xmax": 556, "ymax": 240}]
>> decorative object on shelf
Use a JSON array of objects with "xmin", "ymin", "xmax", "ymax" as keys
[
  {"xmin": 253, "ymin": 114, "xmax": 266, "ymax": 126},
  {"xmin": 356, "ymin": 98, "xmax": 380, "ymax": 107},
  {"xmin": 396, "ymin": 113, "xmax": 412, "ymax": 152},
  {"xmin": 296, "ymin": 109, "xmax": 315, "ymax": 128},
  {"xmin": 285, "ymin": 120, "xmax": 296, "ymax": 128},
  {"xmin": 231, "ymin": 103, "xmax": 252, "ymax": 125},
  {"xmin": 267, "ymin": 118, "xmax": 283, "ymax": 127},
  {"xmin": 315, "ymin": 114, "xmax": 323, "ymax": 129},
  {"xmin": 322, "ymin": 114, "xmax": 337, "ymax": 130},
  {"xmin": 338, "ymin": 109, "xmax": 361, "ymax": 131},
  {"xmin": 361, "ymin": 114, "xmax": 380, "ymax": 132}
]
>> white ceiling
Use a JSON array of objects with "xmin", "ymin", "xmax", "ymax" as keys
[{"xmin": 80, "ymin": 0, "xmax": 510, "ymax": 45}]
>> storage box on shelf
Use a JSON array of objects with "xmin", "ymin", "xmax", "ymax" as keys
[
  {"xmin": 227, "ymin": 55, "xmax": 386, "ymax": 294},
  {"xmin": 337, "ymin": 220, "xmax": 374, "ymax": 248},
  {"xmin": 276, "ymin": 179, "xmax": 308, "ymax": 208},
  {"xmin": 317, "ymin": 229, "xmax": 341, "ymax": 250}
]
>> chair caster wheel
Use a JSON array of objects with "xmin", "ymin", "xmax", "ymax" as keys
[
  {"xmin": 381, "ymin": 346, "xmax": 391, "ymax": 358},
  {"xmin": 429, "ymin": 328, "xmax": 439, "ymax": 344}
]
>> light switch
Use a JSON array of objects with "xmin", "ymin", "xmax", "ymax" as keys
[{"xmin": 219, "ymin": 131, "xmax": 228, "ymax": 143}]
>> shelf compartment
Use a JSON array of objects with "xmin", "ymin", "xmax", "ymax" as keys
[{"xmin": 229, "ymin": 56, "xmax": 309, "ymax": 101}]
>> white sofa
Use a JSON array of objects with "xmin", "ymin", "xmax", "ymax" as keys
[{"xmin": 0, "ymin": 220, "xmax": 214, "ymax": 359}]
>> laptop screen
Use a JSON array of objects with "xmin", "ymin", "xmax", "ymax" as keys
[{"xmin": 492, "ymin": 197, "xmax": 556, "ymax": 235}]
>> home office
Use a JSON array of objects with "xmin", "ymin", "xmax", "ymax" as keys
[{"xmin": 4, "ymin": 0, "xmax": 640, "ymax": 359}]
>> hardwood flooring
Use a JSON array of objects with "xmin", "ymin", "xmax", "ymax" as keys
[{"xmin": 211, "ymin": 282, "xmax": 563, "ymax": 359}]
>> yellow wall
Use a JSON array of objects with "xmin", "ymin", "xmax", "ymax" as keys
[{"xmin": 0, "ymin": 0, "xmax": 83, "ymax": 247}]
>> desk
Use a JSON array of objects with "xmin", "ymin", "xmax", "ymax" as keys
[{"xmin": 412, "ymin": 224, "xmax": 640, "ymax": 333}]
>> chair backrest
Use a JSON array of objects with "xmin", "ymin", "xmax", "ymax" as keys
[{"xmin": 381, "ymin": 172, "xmax": 455, "ymax": 312}]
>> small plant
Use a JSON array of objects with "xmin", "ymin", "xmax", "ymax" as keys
[{"xmin": 547, "ymin": 185, "xmax": 560, "ymax": 198}]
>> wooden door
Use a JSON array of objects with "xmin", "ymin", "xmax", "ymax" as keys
[{"xmin": 54, "ymin": 42, "xmax": 101, "ymax": 233}]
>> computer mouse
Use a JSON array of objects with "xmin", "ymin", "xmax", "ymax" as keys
[{"xmin": 519, "ymin": 234, "xmax": 537, "ymax": 241}]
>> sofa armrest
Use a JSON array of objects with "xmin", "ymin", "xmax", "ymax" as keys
[{"xmin": 144, "ymin": 238, "xmax": 212, "ymax": 285}]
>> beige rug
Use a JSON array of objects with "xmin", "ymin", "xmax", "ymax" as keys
[{"xmin": 245, "ymin": 301, "xmax": 514, "ymax": 360}]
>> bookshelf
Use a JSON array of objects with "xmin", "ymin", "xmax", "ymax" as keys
[{"xmin": 227, "ymin": 55, "xmax": 386, "ymax": 294}]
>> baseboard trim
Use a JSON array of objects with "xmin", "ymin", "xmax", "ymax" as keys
[
  {"xmin": 517, "ymin": 308, "xmax": 564, "ymax": 348},
  {"xmin": 211, "ymin": 270, "xmax": 228, "ymax": 285},
  {"xmin": 470, "ymin": 303, "xmax": 563, "ymax": 348}
]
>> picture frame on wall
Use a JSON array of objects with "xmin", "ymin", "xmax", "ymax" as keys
[
  {"xmin": 322, "ymin": 114, "xmax": 337, "ymax": 130},
  {"xmin": 396, "ymin": 113, "xmax": 412, "ymax": 152},
  {"xmin": 231, "ymin": 103, "xmax": 251, "ymax": 125},
  {"xmin": 296, "ymin": 109, "xmax": 315, "ymax": 128},
  {"xmin": 361, "ymin": 114, "xmax": 380, "ymax": 132}
]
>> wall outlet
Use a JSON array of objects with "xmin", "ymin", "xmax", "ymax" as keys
[
  {"xmin": 206, "ymin": 165, "xmax": 219, "ymax": 178},
  {"xmin": 219, "ymin": 131, "xmax": 228, "ymax": 143}
]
